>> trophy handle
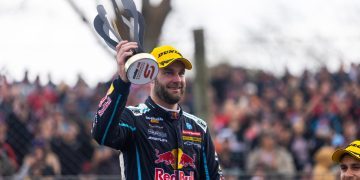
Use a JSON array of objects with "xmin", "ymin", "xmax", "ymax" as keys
[{"xmin": 94, "ymin": 14, "xmax": 118, "ymax": 50}]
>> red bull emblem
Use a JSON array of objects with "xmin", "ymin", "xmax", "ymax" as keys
[
  {"xmin": 179, "ymin": 152, "xmax": 196, "ymax": 169},
  {"xmin": 154, "ymin": 168, "xmax": 194, "ymax": 180},
  {"xmin": 155, "ymin": 149, "xmax": 176, "ymax": 167},
  {"xmin": 155, "ymin": 148, "xmax": 196, "ymax": 170}
]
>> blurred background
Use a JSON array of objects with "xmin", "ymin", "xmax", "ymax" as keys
[{"xmin": 1, "ymin": 0, "xmax": 360, "ymax": 179}]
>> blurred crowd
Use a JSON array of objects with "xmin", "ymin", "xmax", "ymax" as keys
[
  {"xmin": 209, "ymin": 63, "xmax": 359, "ymax": 179},
  {"xmin": 0, "ymin": 63, "xmax": 359, "ymax": 179}
]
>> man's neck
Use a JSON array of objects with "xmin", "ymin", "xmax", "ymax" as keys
[{"xmin": 157, "ymin": 103, "xmax": 180, "ymax": 113}]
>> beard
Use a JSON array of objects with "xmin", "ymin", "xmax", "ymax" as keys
[{"xmin": 154, "ymin": 78, "xmax": 185, "ymax": 105}]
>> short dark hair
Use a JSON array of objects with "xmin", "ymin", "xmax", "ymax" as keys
[{"xmin": 339, "ymin": 153, "xmax": 351, "ymax": 162}]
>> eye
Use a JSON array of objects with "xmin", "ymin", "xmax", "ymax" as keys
[
  {"xmin": 163, "ymin": 70, "xmax": 173, "ymax": 75},
  {"xmin": 340, "ymin": 165, "xmax": 348, "ymax": 172},
  {"xmin": 352, "ymin": 164, "xmax": 360, "ymax": 171},
  {"xmin": 179, "ymin": 70, "xmax": 185, "ymax": 77}
]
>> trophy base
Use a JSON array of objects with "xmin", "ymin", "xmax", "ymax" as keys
[{"xmin": 125, "ymin": 53, "xmax": 159, "ymax": 85}]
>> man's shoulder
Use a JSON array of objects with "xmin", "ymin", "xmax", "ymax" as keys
[
  {"xmin": 182, "ymin": 112, "xmax": 207, "ymax": 133},
  {"xmin": 126, "ymin": 103, "xmax": 150, "ymax": 116}
]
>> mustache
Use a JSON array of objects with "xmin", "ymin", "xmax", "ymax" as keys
[{"xmin": 167, "ymin": 83, "xmax": 183, "ymax": 89}]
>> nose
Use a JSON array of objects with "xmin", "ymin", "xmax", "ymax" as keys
[{"xmin": 171, "ymin": 74, "xmax": 182, "ymax": 82}]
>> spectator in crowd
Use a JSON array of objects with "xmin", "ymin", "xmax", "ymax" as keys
[
  {"xmin": 290, "ymin": 119, "xmax": 311, "ymax": 172},
  {"xmin": 15, "ymin": 140, "xmax": 60, "ymax": 179},
  {"xmin": 332, "ymin": 140, "xmax": 360, "ymax": 180},
  {"xmin": 216, "ymin": 116, "xmax": 249, "ymax": 172},
  {"xmin": 90, "ymin": 147, "xmax": 120, "ymax": 175},
  {"xmin": 0, "ymin": 116, "xmax": 17, "ymax": 176},
  {"xmin": 6, "ymin": 97, "xmax": 34, "ymax": 166},
  {"xmin": 51, "ymin": 120, "xmax": 84, "ymax": 175},
  {"xmin": 247, "ymin": 132, "xmax": 295, "ymax": 179},
  {"xmin": 210, "ymin": 63, "xmax": 232, "ymax": 106},
  {"xmin": 312, "ymin": 146, "xmax": 336, "ymax": 180}
]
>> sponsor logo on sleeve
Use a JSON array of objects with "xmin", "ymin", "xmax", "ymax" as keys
[{"xmin": 97, "ymin": 96, "xmax": 111, "ymax": 117}]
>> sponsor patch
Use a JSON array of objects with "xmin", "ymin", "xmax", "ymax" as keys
[
  {"xmin": 148, "ymin": 129, "xmax": 167, "ymax": 138},
  {"xmin": 98, "ymin": 96, "xmax": 106, "ymax": 108},
  {"xmin": 154, "ymin": 168, "xmax": 194, "ymax": 180},
  {"xmin": 184, "ymin": 141, "xmax": 201, "ymax": 149},
  {"xmin": 182, "ymin": 136, "xmax": 202, "ymax": 143},
  {"xmin": 182, "ymin": 130, "xmax": 201, "ymax": 137},
  {"xmin": 183, "ymin": 112, "xmax": 207, "ymax": 133},
  {"xmin": 155, "ymin": 148, "xmax": 196, "ymax": 169},
  {"xmin": 149, "ymin": 124, "xmax": 163, "ymax": 129},
  {"xmin": 185, "ymin": 122, "xmax": 192, "ymax": 130},
  {"xmin": 146, "ymin": 116, "xmax": 163, "ymax": 124},
  {"xmin": 148, "ymin": 136, "xmax": 168, "ymax": 142},
  {"xmin": 151, "ymin": 119, "xmax": 159, "ymax": 124},
  {"xmin": 146, "ymin": 116, "xmax": 164, "ymax": 121},
  {"xmin": 97, "ymin": 96, "xmax": 111, "ymax": 117}
]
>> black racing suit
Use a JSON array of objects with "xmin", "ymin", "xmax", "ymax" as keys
[{"xmin": 92, "ymin": 78, "xmax": 224, "ymax": 180}]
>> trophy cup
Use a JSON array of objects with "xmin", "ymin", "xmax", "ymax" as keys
[{"xmin": 94, "ymin": 0, "xmax": 159, "ymax": 84}]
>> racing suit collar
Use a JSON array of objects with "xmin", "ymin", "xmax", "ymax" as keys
[{"xmin": 145, "ymin": 97, "xmax": 183, "ymax": 120}]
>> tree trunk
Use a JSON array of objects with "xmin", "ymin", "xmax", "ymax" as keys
[
  {"xmin": 193, "ymin": 29, "xmax": 209, "ymax": 121},
  {"xmin": 142, "ymin": 0, "xmax": 171, "ymax": 52}
]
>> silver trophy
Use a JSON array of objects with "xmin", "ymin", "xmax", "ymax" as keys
[{"xmin": 94, "ymin": 0, "xmax": 158, "ymax": 84}]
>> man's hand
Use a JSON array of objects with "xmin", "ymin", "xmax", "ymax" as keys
[{"xmin": 116, "ymin": 41, "xmax": 138, "ymax": 82}]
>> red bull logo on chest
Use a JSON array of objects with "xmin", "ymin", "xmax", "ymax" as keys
[
  {"xmin": 154, "ymin": 168, "xmax": 194, "ymax": 180},
  {"xmin": 155, "ymin": 148, "xmax": 196, "ymax": 170}
]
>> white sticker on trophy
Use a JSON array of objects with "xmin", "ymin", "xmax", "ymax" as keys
[{"xmin": 125, "ymin": 53, "xmax": 159, "ymax": 84}]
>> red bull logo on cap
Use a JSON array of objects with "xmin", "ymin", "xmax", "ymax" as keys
[{"xmin": 155, "ymin": 148, "xmax": 196, "ymax": 170}]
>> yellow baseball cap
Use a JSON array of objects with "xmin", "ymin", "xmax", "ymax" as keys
[
  {"xmin": 332, "ymin": 140, "xmax": 360, "ymax": 163},
  {"xmin": 150, "ymin": 45, "xmax": 192, "ymax": 70}
]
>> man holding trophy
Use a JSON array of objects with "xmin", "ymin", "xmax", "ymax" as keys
[{"xmin": 91, "ymin": 0, "xmax": 224, "ymax": 179}]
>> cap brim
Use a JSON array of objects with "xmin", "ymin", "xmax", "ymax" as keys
[
  {"xmin": 161, "ymin": 58, "xmax": 192, "ymax": 70},
  {"xmin": 332, "ymin": 149, "xmax": 360, "ymax": 163}
]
